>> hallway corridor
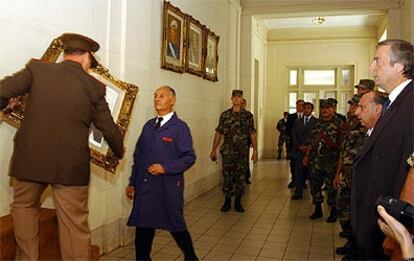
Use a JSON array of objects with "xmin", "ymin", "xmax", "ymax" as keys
[{"xmin": 102, "ymin": 160, "xmax": 345, "ymax": 260}]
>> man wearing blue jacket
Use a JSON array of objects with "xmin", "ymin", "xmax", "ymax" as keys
[{"xmin": 125, "ymin": 86, "xmax": 198, "ymax": 261}]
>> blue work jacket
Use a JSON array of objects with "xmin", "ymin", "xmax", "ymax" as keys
[{"xmin": 127, "ymin": 113, "xmax": 196, "ymax": 231}]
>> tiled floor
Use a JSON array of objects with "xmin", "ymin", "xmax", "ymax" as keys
[{"xmin": 102, "ymin": 159, "xmax": 346, "ymax": 260}]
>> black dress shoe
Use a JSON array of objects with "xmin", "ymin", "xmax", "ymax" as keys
[
  {"xmin": 291, "ymin": 195, "xmax": 303, "ymax": 200},
  {"xmin": 336, "ymin": 240, "xmax": 356, "ymax": 255},
  {"xmin": 341, "ymin": 250, "xmax": 358, "ymax": 261},
  {"xmin": 339, "ymin": 231, "xmax": 352, "ymax": 239},
  {"xmin": 287, "ymin": 181, "xmax": 294, "ymax": 188}
]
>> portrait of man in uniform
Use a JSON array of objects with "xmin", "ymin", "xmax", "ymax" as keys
[
  {"xmin": 188, "ymin": 29, "xmax": 200, "ymax": 66},
  {"xmin": 167, "ymin": 18, "xmax": 181, "ymax": 60}
]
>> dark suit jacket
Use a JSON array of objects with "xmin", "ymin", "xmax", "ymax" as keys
[
  {"xmin": 291, "ymin": 116, "xmax": 318, "ymax": 158},
  {"xmin": 286, "ymin": 112, "xmax": 301, "ymax": 145},
  {"xmin": 0, "ymin": 60, "xmax": 124, "ymax": 186},
  {"xmin": 352, "ymin": 80, "xmax": 413, "ymax": 258}
]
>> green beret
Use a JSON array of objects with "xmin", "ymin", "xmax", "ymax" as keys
[
  {"xmin": 320, "ymin": 99, "xmax": 334, "ymax": 108},
  {"xmin": 355, "ymin": 79, "xmax": 375, "ymax": 90},
  {"xmin": 232, "ymin": 89, "xmax": 243, "ymax": 97},
  {"xmin": 60, "ymin": 33, "xmax": 100, "ymax": 53},
  {"xmin": 327, "ymin": 98, "xmax": 338, "ymax": 105}
]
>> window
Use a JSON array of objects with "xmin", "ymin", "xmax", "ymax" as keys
[
  {"xmin": 289, "ymin": 69, "xmax": 298, "ymax": 85},
  {"xmin": 342, "ymin": 69, "xmax": 350, "ymax": 86},
  {"xmin": 287, "ymin": 66, "xmax": 354, "ymax": 115},
  {"xmin": 304, "ymin": 70, "xmax": 335, "ymax": 85},
  {"xmin": 288, "ymin": 92, "xmax": 297, "ymax": 113}
]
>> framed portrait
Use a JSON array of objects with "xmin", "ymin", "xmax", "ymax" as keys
[
  {"xmin": 161, "ymin": 1, "xmax": 186, "ymax": 73},
  {"xmin": 203, "ymin": 30, "xmax": 219, "ymax": 82},
  {"xmin": 2, "ymin": 37, "xmax": 139, "ymax": 173},
  {"xmin": 185, "ymin": 16, "xmax": 205, "ymax": 76}
]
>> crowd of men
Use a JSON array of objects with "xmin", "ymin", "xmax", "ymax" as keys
[
  {"xmin": 0, "ymin": 29, "xmax": 412, "ymax": 261},
  {"xmin": 280, "ymin": 39, "xmax": 413, "ymax": 260}
]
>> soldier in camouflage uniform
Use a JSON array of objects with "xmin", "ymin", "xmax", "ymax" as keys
[
  {"xmin": 308, "ymin": 99, "xmax": 342, "ymax": 222},
  {"xmin": 210, "ymin": 90, "xmax": 257, "ymax": 213},
  {"xmin": 333, "ymin": 94, "xmax": 366, "ymax": 256},
  {"xmin": 276, "ymin": 112, "xmax": 289, "ymax": 159}
]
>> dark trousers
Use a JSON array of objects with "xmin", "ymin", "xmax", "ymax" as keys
[
  {"xmin": 294, "ymin": 154, "xmax": 308, "ymax": 196},
  {"xmin": 135, "ymin": 227, "xmax": 198, "ymax": 261}
]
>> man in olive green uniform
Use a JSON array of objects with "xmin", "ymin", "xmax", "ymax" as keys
[
  {"xmin": 308, "ymin": 99, "xmax": 342, "ymax": 222},
  {"xmin": 333, "ymin": 95, "xmax": 366, "ymax": 257},
  {"xmin": 276, "ymin": 112, "xmax": 289, "ymax": 159},
  {"xmin": 210, "ymin": 90, "xmax": 257, "ymax": 213},
  {"xmin": 0, "ymin": 33, "xmax": 124, "ymax": 260}
]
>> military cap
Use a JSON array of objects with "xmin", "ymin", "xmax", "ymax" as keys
[
  {"xmin": 327, "ymin": 98, "xmax": 338, "ymax": 105},
  {"xmin": 320, "ymin": 99, "xmax": 334, "ymax": 108},
  {"xmin": 348, "ymin": 94, "xmax": 361, "ymax": 104},
  {"xmin": 60, "ymin": 33, "xmax": 100, "ymax": 53},
  {"xmin": 355, "ymin": 79, "xmax": 375, "ymax": 90},
  {"xmin": 232, "ymin": 89, "xmax": 243, "ymax": 97}
]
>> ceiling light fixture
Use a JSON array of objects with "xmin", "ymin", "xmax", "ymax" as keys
[{"xmin": 312, "ymin": 16, "xmax": 326, "ymax": 25}]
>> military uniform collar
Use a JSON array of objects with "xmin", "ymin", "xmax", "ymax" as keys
[{"xmin": 62, "ymin": 60, "xmax": 83, "ymax": 70}]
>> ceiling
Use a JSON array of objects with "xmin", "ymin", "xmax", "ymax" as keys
[
  {"xmin": 263, "ymin": 14, "xmax": 382, "ymax": 29},
  {"xmin": 240, "ymin": 0, "xmax": 399, "ymax": 30}
]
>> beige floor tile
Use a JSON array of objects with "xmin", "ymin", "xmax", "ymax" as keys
[
  {"xmin": 239, "ymin": 238, "xmax": 266, "ymax": 248},
  {"xmin": 211, "ymin": 242, "xmax": 239, "ymax": 253},
  {"xmin": 258, "ymin": 248, "xmax": 284, "ymax": 259},
  {"xmin": 194, "ymin": 240, "xmax": 217, "ymax": 250},
  {"xmin": 157, "ymin": 245, "xmax": 182, "ymax": 256},
  {"xmin": 309, "ymin": 245, "xmax": 334, "ymax": 256},
  {"xmin": 308, "ymin": 254, "xmax": 335, "ymax": 260},
  {"xmin": 152, "ymin": 253, "xmax": 180, "ymax": 261},
  {"xmin": 283, "ymin": 250, "xmax": 309, "ymax": 260},
  {"xmin": 230, "ymin": 254, "xmax": 258, "ymax": 260},
  {"xmin": 197, "ymin": 234, "xmax": 222, "ymax": 243},
  {"xmin": 106, "ymin": 246, "xmax": 134, "ymax": 258},
  {"xmin": 204, "ymin": 250, "xmax": 233, "ymax": 260},
  {"xmin": 262, "ymin": 241, "xmax": 286, "ymax": 251},
  {"xmin": 234, "ymin": 246, "xmax": 261, "ymax": 256}
]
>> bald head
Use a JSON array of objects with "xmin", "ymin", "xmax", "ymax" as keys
[{"xmin": 154, "ymin": 86, "xmax": 176, "ymax": 116}]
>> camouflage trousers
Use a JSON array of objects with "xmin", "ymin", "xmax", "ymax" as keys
[
  {"xmin": 310, "ymin": 168, "xmax": 338, "ymax": 207},
  {"xmin": 221, "ymin": 148, "xmax": 248, "ymax": 197},
  {"xmin": 277, "ymin": 135, "xmax": 287, "ymax": 156},
  {"xmin": 337, "ymin": 166, "xmax": 353, "ymax": 232}
]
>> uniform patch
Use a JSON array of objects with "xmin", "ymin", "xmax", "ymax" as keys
[{"xmin": 162, "ymin": 137, "xmax": 173, "ymax": 142}]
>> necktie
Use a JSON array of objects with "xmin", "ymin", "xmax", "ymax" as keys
[
  {"xmin": 304, "ymin": 117, "xmax": 309, "ymax": 127},
  {"xmin": 381, "ymin": 97, "xmax": 391, "ymax": 116},
  {"xmin": 155, "ymin": 117, "xmax": 163, "ymax": 129}
]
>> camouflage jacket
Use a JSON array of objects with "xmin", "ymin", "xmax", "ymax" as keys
[
  {"xmin": 339, "ymin": 115, "xmax": 366, "ymax": 166},
  {"xmin": 310, "ymin": 116, "xmax": 342, "ymax": 170},
  {"xmin": 216, "ymin": 108, "xmax": 256, "ymax": 151},
  {"xmin": 276, "ymin": 118, "xmax": 287, "ymax": 136}
]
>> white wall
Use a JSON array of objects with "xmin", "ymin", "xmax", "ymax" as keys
[
  {"xmin": 239, "ymin": 14, "xmax": 267, "ymax": 158},
  {"xmin": 0, "ymin": 0, "xmax": 241, "ymax": 253}
]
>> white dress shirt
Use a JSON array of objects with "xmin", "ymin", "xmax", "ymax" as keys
[{"xmin": 156, "ymin": 111, "xmax": 174, "ymax": 127}]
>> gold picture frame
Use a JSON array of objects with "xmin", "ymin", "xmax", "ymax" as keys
[
  {"xmin": 203, "ymin": 30, "xmax": 219, "ymax": 82},
  {"xmin": 185, "ymin": 16, "xmax": 205, "ymax": 76},
  {"xmin": 3, "ymin": 38, "xmax": 139, "ymax": 173},
  {"xmin": 161, "ymin": 1, "xmax": 187, "ymax": 73}
]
